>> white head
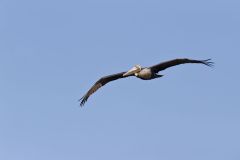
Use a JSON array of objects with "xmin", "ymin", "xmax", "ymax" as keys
[{"xmin": 123, "ymin": 65, "xmax": 142, "ymax": 77}]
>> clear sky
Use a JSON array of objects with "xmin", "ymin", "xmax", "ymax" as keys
[{"xmin": 1, "ymin": 0, "xmax": 240, "ymax": 160}]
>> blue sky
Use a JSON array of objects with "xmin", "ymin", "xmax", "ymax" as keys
[{"xmin": 1, "ymin": 0, "xmax": 240, "ymax": 159}]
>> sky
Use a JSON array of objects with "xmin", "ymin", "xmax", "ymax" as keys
[{"xmin": 1, "ymin": 0, "xmax": 240, "ymax": 159}]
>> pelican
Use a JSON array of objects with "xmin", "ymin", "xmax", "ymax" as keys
[{"xmin": 80, "ymin": 58, "xmax": 213, "ymax": 106}]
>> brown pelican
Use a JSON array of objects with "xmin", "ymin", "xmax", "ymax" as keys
[{"xmin": 80, "ymin": 58, "xmax": 213, "ymax": 106}]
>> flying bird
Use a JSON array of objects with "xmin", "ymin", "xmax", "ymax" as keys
[{"xmin": 80, "ymin": 58, "xmax": 213, "ymax": 106}]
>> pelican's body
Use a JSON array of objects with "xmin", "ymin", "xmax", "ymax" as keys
[
  {"xmin": 135, "ymin": 68, "xmax": 162, "ymax": 80},
  {"xmin": 122, "ymin": 65, "xmax": 163, "ymax": 80},
  {"xmin": 136, "ymin": 68, "xmax": 152, "ymax": 79},
  {"xmin": 79, "ymin": 58, "xmax": 214, "ymax": 106}
]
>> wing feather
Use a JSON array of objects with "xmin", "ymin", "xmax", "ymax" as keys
[
  {"xmin": 150, "ymin": 58, "xmax": 214, "ymax": 73},
  {"xmin": 80, "ymin": 71, "xmax": 131, "ymax": 106}
]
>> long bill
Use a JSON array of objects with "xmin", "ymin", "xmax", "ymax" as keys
[{"xmin": 123, "ymin": 66, "xmax": 141, "ymax": 77}]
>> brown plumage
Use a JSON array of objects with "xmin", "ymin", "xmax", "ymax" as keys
[
  {"xmin": 79, "ymin": 72, "xmax": 132, "ymax": 106},
  {"xmin": 79, "ymin": 58, "xmax": 213, "ymax": 106}
]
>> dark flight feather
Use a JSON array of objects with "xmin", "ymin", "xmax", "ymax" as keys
[
  {"xmin": 150, "ymin": 58, "xmax": 214, "ymax": 73},
  {"xmin": 79, "ymin": 72, "xmax": 132, "ymax": 106}
]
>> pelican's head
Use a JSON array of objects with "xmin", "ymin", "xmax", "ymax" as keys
[{"xmin": 123, "ymin": 64, "xmax": 142, "ymax": 77}]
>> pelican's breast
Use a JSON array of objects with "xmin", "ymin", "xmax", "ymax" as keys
[{"xmin": 137, "ymin": 68, "xmax": 152, "ymax": 79}]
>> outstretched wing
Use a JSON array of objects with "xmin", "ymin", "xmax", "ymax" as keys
[
  {"xmin": 79, "ymin": 71, "xmax": 132, "ymax": 106},
  {"xmin": 150, "ymin": 58, "xmax": 214, "ymax": 73}
]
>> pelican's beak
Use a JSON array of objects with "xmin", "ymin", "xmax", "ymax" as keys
[{"xmin": 123, "ymin": 66, "xmax": 141, "ymax": 77}]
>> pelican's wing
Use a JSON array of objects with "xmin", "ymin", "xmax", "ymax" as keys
[
  {"xmin": 150, "ymin": 58, "xmax": 214, "ymax": 73},
  {"xmin": 80, "ymin": 71, "xmax": 132, "ymax": 106}
]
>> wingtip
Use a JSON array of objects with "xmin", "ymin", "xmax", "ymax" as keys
[
  {"xmin": 78, "ymin": 97, "xmax": 85, "ymax": 107},
  {"xmin": 80, "ymin": 101, "xmax": 85, "ymax": 107},
  {"xmin": 80, "ymin": 103, "xmax": 84, "ymax": 107},
  {"xmin": 202, "ymin": 59, "xmax": 214, "ymax": 67}
]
